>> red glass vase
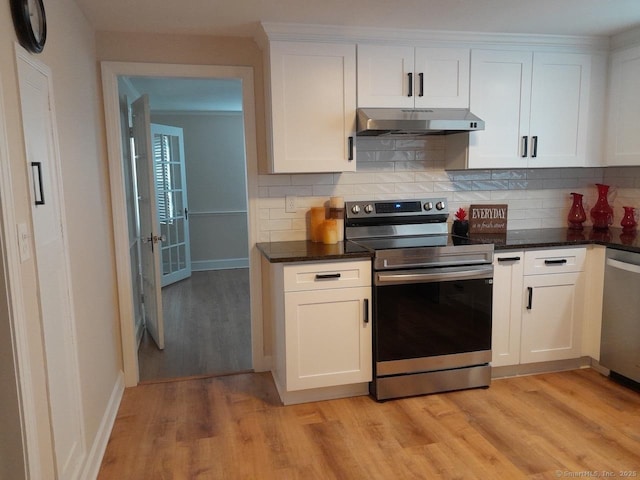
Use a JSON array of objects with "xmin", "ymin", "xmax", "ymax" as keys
[
  {"xmin": 590, "ymin": 183, "xmax": 613, "ymax": 231},
  {"xmin": 621, "ymin": 206, "xmax": 637, "ymax": 233},
  {"xmin": 567, "ymin": 192, "xmax": 586, "ymax": 230}
]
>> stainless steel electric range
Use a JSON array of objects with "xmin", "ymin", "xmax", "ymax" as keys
[{"xmin": 345, "ymin": 198, "xmax": 494, "ymax": 401}]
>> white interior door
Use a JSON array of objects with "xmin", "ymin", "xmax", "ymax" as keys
[
  {"xmin": 120, "ymin": 93, "xmax": 145, "ymax": 345},
  {"xmin": 132, "ymin": 95, "xmax": 165, "ymax": 349},
  {"xmin": 151, "ymin": 123, "xmax": 191, "ymax": 287},
  {"xmin": 17, "ymin": 51, "xmax": 84, "ymax": 479}
]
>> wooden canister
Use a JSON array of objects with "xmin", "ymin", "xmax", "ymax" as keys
[
  {"xmin": 321, "ymin": 219, "xmax": 338, "ymax": 244},
  {"xmin": 310, "ymin": 206, "xmax": 326, "ymax": 242},
  {"xmin": 329, "ymin": 196, "xmax": 345, "ymax": 241}
]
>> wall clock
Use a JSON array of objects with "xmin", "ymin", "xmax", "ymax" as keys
[{"xmin": 10, "ymin": 0, "xmax": 47, "ymax": 54}]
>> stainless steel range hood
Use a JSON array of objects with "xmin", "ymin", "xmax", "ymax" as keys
[{"xmin": 357, "ymin": 108, "xmax": 485, "ymax": 136}]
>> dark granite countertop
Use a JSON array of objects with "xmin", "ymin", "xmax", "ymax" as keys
[
  {"xmin": 465, "ymin": 227, "xmax": 640, "ymax": 253},
  {"xmin": 257, "ymin": 240, "xmax": 373, "ymax": 263},
  {"xmin": 258, "ymin": 227, "xmax": 640, "ymax": 263}
]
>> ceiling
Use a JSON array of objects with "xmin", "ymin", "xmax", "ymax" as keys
[{"xmin": 76, "ymin": 0, "xmax": 640, "ymax": 38}]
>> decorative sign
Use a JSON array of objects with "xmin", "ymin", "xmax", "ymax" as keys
[{"xmin": 469, "ymin": 204, "xmax": 508, "ymax": 234}]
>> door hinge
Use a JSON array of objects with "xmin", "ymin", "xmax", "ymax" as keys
[
  {"xmin": 140, "ymin": 293, "xmax": 145, "ymax": 304},
  {"xmin": 129, "ymin": 127, "xmax": 134, "ymax": 138}
]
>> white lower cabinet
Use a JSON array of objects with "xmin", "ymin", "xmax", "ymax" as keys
[
  {"xmin": 491, "ymin": 252, "xmax": 524, "ymax": 367},
  {"xmin": 521, "ymin": 271, "xmax": 584, "ymax": 363},
  {"xmin": 284, "ymin": 286, "xmax": 371, "ymax": 390},
  {"xmin": 492, "ymin": 248, "xmax": 587, "ymax": 368},
  {"xmin": 265, "ymin": 259, "xmax": 372, "ymax": 404}
]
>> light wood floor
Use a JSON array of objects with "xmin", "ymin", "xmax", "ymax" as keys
[
  {"xmin": 98, "ymin": 368, "xmax": 640, "ymax": 479},
  {"xmin": 138, "ymin": 269, "xmax": 252, "ymax": 382}
]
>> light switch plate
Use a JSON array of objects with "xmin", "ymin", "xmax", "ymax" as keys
[{"xmin": 17, "ymin": 223, "xmax": 31, "ymax": 263}]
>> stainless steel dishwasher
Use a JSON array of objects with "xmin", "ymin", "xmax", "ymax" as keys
[{"xmin": 600, "ymin": 248, "xmax": 640, "ymax": 385}]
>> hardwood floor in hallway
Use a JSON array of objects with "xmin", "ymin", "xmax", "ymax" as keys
[
  {"xmin": 138, "ymin": 269, "xmax": 252, "ymax": 382},
  {"xmin": 98, "ymin": 368, "xmax": 640, "ymax": 479}
]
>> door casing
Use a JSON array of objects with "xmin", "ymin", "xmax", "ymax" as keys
[{"xmin": 101, "ymin": 62, "xmax": 265, "ymax": 386}]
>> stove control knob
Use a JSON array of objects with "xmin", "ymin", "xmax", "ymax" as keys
[
  {"xmin": 423, "ymin": 202, "xmax": 433, "ymax": 211},
  {"xmin": 436, "ymin": 201, "xmax": 446, "ymax": 210},
  {"xmin": 364, "ymin": 204, "xmax": 374, "ymax": 214},
  {"xmin": 351, "ymin": 204, "xmax": 361, "ymax": 215}
]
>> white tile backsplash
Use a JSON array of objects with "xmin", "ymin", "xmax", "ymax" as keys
[{"xmin": 257, "ymin": 137, "xmax": 640, "ymax": 242}]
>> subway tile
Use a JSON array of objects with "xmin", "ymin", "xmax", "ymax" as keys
[
  {"xmin": 395, "ymin": 182, "xmax": 434, "ymax": 193},
  {"xmin": 258, "ymin": 174, "xmax": 291, "ymax": 186},
  {"xmin": 491, "ymin": 169, "xmax": 527, "ymax": 180},
  {"xmin": 414, "ymin": 170, "xmax": 452, "ymax": 182},
  {"xmin": 257, "ymin": 197, "xmax": 285, "ymax": 209},
  {"xmin": 395, "ymin": 161, "xmax": 430, "ymax": 171},
  {"xmin": 268, "ymin": 185, "xmax": 314, "ymax": 197},
  {"xmin": 449, "ymin": 170, "xmax": 492, "ymax": 181},
  {"xmin": 269, "ymin": 229, "xmax": 307, "ymax": 242},
  {"xmin": 508, "ymin": 218, "xmax": 542, "ymax": 230},
  {"xmin": 472, "ymin": 180, "xmax": 510, "ymax": 190},
  {"xmin": 259, "ymin": 219, "xmax": 291, "ymax": 231},
  {"xmin": 355, "ymin": 138, "xmax": 396, "ymax": 151},
  {"xmin": 374, "ymin": 172, "xmax": 415, "ymax": 183},
  {"xmin": 394, "ymin": 138, "xmax": 429, "ymax": 150},
  {"xmin": 356, "ymin": 161, "xmax": 396, "ymax": 172},
  {"xmin": 453, "ymin": 191, "xmax": 492, "ymax": 202},
  {"xmin": 541, "ymin": 178, "xmax": 578, "ymax": 189},
  {"xmin": 312, "ymin": 184, "xmax": 354, "ymax": 196},
  {"xmin": 269, "ymin": 208, "xmax": 303, "ymax": 220},
  {"xmin": 490, "ymin": 190, "xmax": 527, "ymax": 200},
  {"xmin": 352, "ymin": 183, "xmax": 396, "ymax": 194},
  {"xmin": 334, "ymin": 172, "xmax": 377, "ymax": 185},
  {"xmin": 290, "ymin": 173, "xmax": 334, "ymax": 185}
]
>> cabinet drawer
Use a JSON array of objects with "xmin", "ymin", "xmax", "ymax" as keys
[
  {"xmin": 524, "ymin": 248, "xmax": 586, "ymax": 275},
  {"xmin": 283, "ymin": 260, "xmax": 371, "ymax": 292}
]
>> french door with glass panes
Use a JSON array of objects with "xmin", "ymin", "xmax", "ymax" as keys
[{"xmin": 151, "ymin": 123, "xmax": 191, "ymax": 287}]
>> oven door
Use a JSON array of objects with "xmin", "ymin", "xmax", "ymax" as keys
[{"xmin": 374, "ymin": 264, "xmax": 493, "ymax": 376}]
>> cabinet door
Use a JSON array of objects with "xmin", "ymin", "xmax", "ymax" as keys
[
  {"xmin": 468, "ymin": 50, "xmax": 532, "ymax": 168},
  {"xmin": 606, "ymin": 45, "xmax": 640, "ymax": 166},
  {"xmin": 284, "ymin": 286, "xmax": 372, "ymax": 391},
  {"xmin": 268, "ymin": 41, "xmax": 356, "ymax": 173},
  {"xmin": 491, "ymin": 252, "xmax": 524, "ymax": 367},
  {"xmin": 521, "ymin": 272, "xmax": 584, "ymax": 364},
  {"xmin": 414, "ymin": 47, "xmax": 470, "ymax": 108},
  {"xmin": 529, "ymin": 53, "xmax": 591, "ymax": 167},
  {"xmin": 357, "ymin": 44, "xmax": 415, "ymax": 108}
]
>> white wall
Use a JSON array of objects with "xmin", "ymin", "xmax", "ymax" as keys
[
  {"xmin": 1, "ymin": 0, "xmax": 122, "ymax": 476},
  {"xmin": 152, "ymin": 112, "xmax": 249, "ymax": 270},
  {"xmin": 257, "ymin": 136, "xmax": 640, "ymax": 241}
]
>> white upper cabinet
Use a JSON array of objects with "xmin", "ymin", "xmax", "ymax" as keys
[
  {"xmin": 265, "ymin": 41, "xmax": 357, "ymax": 173},
  {"xmin": 357, "ymin": 45, "xmax": 470, "ymax": 108},
  {"xmin": 605, "ymin": 44, "xmax": 640, "ymax": 166},
  {"xmin": 464, "ymin": 50, "xmax": 591, "ymax": 169}
]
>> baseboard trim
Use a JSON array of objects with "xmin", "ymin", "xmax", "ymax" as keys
[
  {"xmin": 191, "ymin": 258, "xmax": 249, "ymax": 271},
  {"xmin": 492, "ymin": 356, "xmax": 592, "ymax": 379},
  {"xmin": 79, "ymin": 371, "xmax": 124, "ymax": 480}
]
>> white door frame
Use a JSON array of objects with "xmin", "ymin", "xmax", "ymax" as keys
[
  {"xmin": 0, "ymin": 61, "xmax": 32, "ymax": 480},
  {"xmin": 101, "ymin": 62, "xmax": 265, "ymax": 386}
]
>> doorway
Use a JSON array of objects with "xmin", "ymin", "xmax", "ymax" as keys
[
  {"xmin": 101, "ymin": 62, "xmax": 264, "ymax": 387},
  {"xmin": 120, "ymin": 76, "xmax": 252, "ymax": 381}
]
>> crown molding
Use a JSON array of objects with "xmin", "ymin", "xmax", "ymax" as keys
[
  {"xmin": 258, "ymin": 22, "xmax": 610, "ymax": 53},
  {"xmin": 611, "ymin": 26, "xmax": 640, "ymax": 51}
]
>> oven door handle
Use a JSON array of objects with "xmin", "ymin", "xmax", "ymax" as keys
[{"xmin": 375, "ymin": 265, "xmax": 493, "ymax": 285}]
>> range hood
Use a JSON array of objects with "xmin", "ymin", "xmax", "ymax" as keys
[{"xmin": 357, "ymin": 108, "xmax": 485, "ymax": 136}]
